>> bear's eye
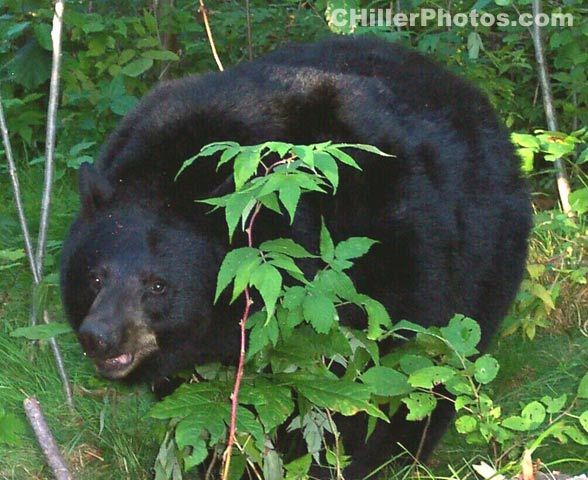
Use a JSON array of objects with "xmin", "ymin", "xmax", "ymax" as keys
[
  {"xmin": 90, "ymin": 274, "xmax": 103, "ymax": 291},
  {"xmin": 150, "ymin": 280, "xmax": 167, "ymax": 295}
]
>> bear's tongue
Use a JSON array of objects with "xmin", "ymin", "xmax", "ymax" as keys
[{"xmin": 105, "ymin": 353, "xmax": 133, "ymax": 367}]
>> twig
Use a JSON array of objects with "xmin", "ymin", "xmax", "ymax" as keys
[
  {"xmin": 36, "ymin": 0, "xmax": 65, "ymax": 277},
  {"xmin": 244, "ymin": 0, "xmax": 253, "ymax": 60},
  {"xmin": 0, "ymin": 98, "xmax": 39, "ymax": 284},
  {"xmin": 198, "ymin": 0, "xmax": 224, "ymax": 71},
  {"xmin": 221, "ymin": 203, "xmax": 262, "ymax": 480},
  {"xmin": 531, "ymin": 0, "xmax": 572, "ymax": 215},
  {"xmin": 23, "ymin": 397, "xmax": 74, "ymax": 480}
]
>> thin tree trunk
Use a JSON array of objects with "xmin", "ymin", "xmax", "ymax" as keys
[{"xmin": 531, "ymin": 0, "xmax": 572, "ymax": 214}]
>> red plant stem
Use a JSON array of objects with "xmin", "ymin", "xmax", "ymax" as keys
[{"xmin": 222, "ymin": 202, "xmax": 263, "ymax": 479}]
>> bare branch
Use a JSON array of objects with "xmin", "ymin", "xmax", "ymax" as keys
[
  {"xmin": 36, "ymin": 0, "xmax": 65, "ymax": 276},
  {"xmin": 199, "ymin": 0, "xmax": 224, "ymax": 71},
  {"xmin": 23, "ymin": 397, "xmax": 74, "ymax": 480},
  {"xmin": 0, "ymin": 98, "xmax": 40, "ymax": 284},
  {"xmin": 531, "ymin": 0, "xmax": 572, "ymax": 215}
]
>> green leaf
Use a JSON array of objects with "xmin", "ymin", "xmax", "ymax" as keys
[
  {"xmin": 284, "ymin": 454, "xmax": 312, "ymax": 479},
  {"xmin": 408, "ymin": 366, "xmax": 456, "ymax": 389},
  {"xmin": 440, "ymin": 315, "xmax": 481, "ymax": 356},
  {"xmin": 363, "ymin": 298, "xmax": 391, "ymax": 340},
  {"xmin": 11, "ymin": 323, "xmax": 72, "ymax": 340},
  {"xmin": 521, "ymin": 401, "xmax": 546, "ymax": 428},
  {"xmin": 474, "ymin": 355, "xmax": 500, "ymax": 384},
  {"xmin": 320, "ymin": 219, "xmax": 335, "ymax": 263},
  {"xmin": 268, "ymin": 253, "xmax": 303, "ymax": 275},
  {"xmin": 293, "ymin": 376, "xmax": 387, "ymax": 420},
  {"xmin": 303, "ymin": 293, "xmax": 336, "ymax": 334},
  {"xmin": 399, "ymin": 355, "xmax": 434, "ymax": 375},
  {"xmin": 563, "ymin": 425, "xmax": 588, "ymax": 445},
  {"xmin": 326, "ymin": 146, "xmax": 361, "ymax": 169},
  {"xmin": 234, "ymin": 149, "xmax": 261, "ymax": 190},
  {"xmin": 225, "ymin": 192, "xmax": 255, "ymax": 240},
  {"xmin": 279, "ymin": 181, "xmax": 301, "ymax": 223},
  {"xmin": 250, "ymin": 263, "xmax": 282, "ymax": 321},
  {"xmin": 231, "ymin": 255, "xmax": 262, "ymax": 303},
  {"xmin": 121, "ymin": 58, "xmax": 153, "ymax": 77},
  {"xmin": 578, "ymin": 372, "xmax": 588, "ymax": 399},
  {"xmin": 402, "ymin": 393, "xmax": 437, "ymax": 421},
  {"xmin": 260, "ymin": 239, "xmax": 313, "ymax": 258},
  {"xmin": 314, "ymin": 151, "xmax": 339, "ymax": 191},
  {"xmin": 142, "ymin": 50, "xmax": 179, "ymax": 61},
  {"xmin": 215, "ymin": 248, "xmax": 259, "ymax": 302},
  {"xmin": 335, "ymin": 237, "xmax": 378, "ymax": 260},
  {"xmin": 541, "ymin": 394, "xmax": 567, "ymax": 413},
  {"xmin": 579, "ymin": 411, "xmax": 588, "ymax": 433},
  {"xmin": 455, "ymin": 415, "xmax": 478, "ymax": 434},
  {"xmin": 292, "ymin": 146, "xmax": 314, "ymax": 168},
  {"xmin": 502, "ymin": 415, "xmax": 531, "ymax": 431},
  {"xmin": 361, "ymin": 367, "xmax": 412, "ymax": 396}
]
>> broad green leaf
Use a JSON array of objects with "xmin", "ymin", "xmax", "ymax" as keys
[
  {"xmin": 399, "ymin": 355, "xmax": 434, "ymax": 375},
  {"xmin": 455, "ymin": 415, "xmax": 477, "ymax": 434},
  {"xmin": 440, "ymin": 315, "xmax": 481, "ymax": 356},
  {"xmin": 260, "ymin": 239, "xmax": 313, "ymax": 258},
  {"xmin": 234, "ymin": 149, "xmax": 261, "ymax": 190},
  {"xmin": 284, "ymin": 454, "xmax": 312, "ymax": 479},
  {"xmin": 335, "ymin": 237, "xmax": 378, "ymax": 260},
  {"xmin": 361, "ymin": 366, "xmax": 412, "ymax": 396},
  {"xmin": 579, "ymin": 411, "xmax": 588, "ymax": 433},
  {"xmin": 303, "ymin": 293, "xmax": 336, "ymax": 334},
  {"xmin": 11, "ymin": 323, "xmax": 72, "ymax": 340},
  {"xmin": 502, "ymin": 415, "xmax": 531, "ymax": 431},
  {"xmin": 292, "ymin": 146, "xmax": 314, "ymax": 168},
  {"xmin": 225, "ymin": 192, "xmax": 255, "ymax": 240},
  {"xmin": 408, "ymin": 366, "xmax": 456, "ymax": 389},
  {"xmin": 215, "ymin": 248, "xmax": 259, "ymax": 302},
  {"xmin": 282, "ymin": 286, "xmax": 306, "ymax": 310},
  {"xmin": 363, "ymin": 298, "xmax": 392, "ymax": 340},
  {"xmin": 294, "ymin": 377, "xmax": 387, "ymax": 420},
  {"xmin": 541, "ymin": 394, "xmax": 567, "ymax": 413},
  {"xmin": 474, "ymin": 355, "xmax": 499, "ymax": 384},
  {"xmin": 250, "ymin": 263, "xmax": 282, "ymax": 321},
  {"xmin": 521, "ymin": 401, "xmax": 546, "ymax": 428},
  {"xmin": 268, "ymin": 253, "xmax": 303, "ymax": 275},
  {"xmin": 563, "ymin": 425, "xmax": 588, "ymax": 445},
  {"xmin": 121, "ymin": 58, "xmax": 153, "ymax": 77},
  {"xmin": 402, "ymin": 393, "xmax": 437, "ymax": 421},
  {"xmin": 326, "ymin": 147, "xmax": 360, "ymax": 169},
  {"xmin": 231, "ymin": 256, "xmax": 262, "ymax": 302}
]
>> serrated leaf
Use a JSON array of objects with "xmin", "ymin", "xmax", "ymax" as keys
[
  {"xmin": 361, "ymin": 366, "xmax": 412, "ymax": 396},
  {"xmin": 326, "ymin": 147, "xmax": 361, "ymax": 169},
  {"xmin": 260, "ymin": 239, "xmax": 313, "ymax": 258},
  {"xmin": 234, "ymin": 149, "xmax": 261, "ymax": 190},
  {"xmin": 279, "ymin": 181, "xmax": 301, "ymax": 224},
  {"xmin": 320, "ymin": 219, "xmax": 335, "ymax": 263},
  {"xmin": 474, "ymin": 355, "xmax": 499, "ymax": 384},
  {"xmin": 335, "ymin": 237, "xmax": 378, "ymax": 260},
  {"xmin": 215, "ymin": 248, "xmax": 259, "ymax": 302},
  {"xmin": 294, "ymin": 377, "xmax": 387, "ymax": 420},
  {"xmin": 231, "ymin": 256, "xmax": 262, "ymax": 303},
  {"xmin": 314, "ymin": 151, "xmax": 339, "ymax": 191},
  {"xmin": 303, "ymin": 293, "xmax": 336, "ymax": 334},
  {"xmin": 250, "ymin": 263, "xmax": 282, "ymax": 321},
  {"xmin": 363, "ymin": 298, "xmax": 391, "ymax": 340},
  {"xmin": 268, "ymin": 253, "xmax": 303, "ymax": 275},
  {"xmin": 292, "ymin": 146, "xmax": 314, "ymax": 167},
  {"xmin": 408, "ymin": 366, "xmax": 456, "ymax": 389}
]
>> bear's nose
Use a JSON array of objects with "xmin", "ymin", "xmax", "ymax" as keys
[{"xmin": 78, "ymin": 321, "xmax": 114, "ymax": 357}]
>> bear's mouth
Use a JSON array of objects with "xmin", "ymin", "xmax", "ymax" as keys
[{"xmin": 94, "ymin": 352, "xmax": 136, "ymax": 378}]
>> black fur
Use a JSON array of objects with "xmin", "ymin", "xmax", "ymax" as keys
[{"xmin": 60, "ymin": 36, "xmax": 531, "ymax": 478}]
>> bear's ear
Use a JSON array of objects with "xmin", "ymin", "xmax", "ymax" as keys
[{"xmin": 78, "ymin": 162, "xmax": 114, "ymax": 215}]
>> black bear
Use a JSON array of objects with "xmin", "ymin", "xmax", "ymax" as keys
[{"xmin": 61, "ymin": 36, "xmax": 531, "ymax": 478}]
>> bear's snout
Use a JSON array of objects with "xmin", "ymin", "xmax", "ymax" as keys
[{"xmin": 78, "ymin": 318, "xmax": 119, "ymax": 358}]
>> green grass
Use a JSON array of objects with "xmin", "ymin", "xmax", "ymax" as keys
[{"xmin": 0, "ymin": 167, "xmax": 586, "ymax": 479}]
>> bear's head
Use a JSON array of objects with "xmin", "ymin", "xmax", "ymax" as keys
[{"xmin": 61, "ymin": 163, "xmax": 235, "ymax": 382}]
